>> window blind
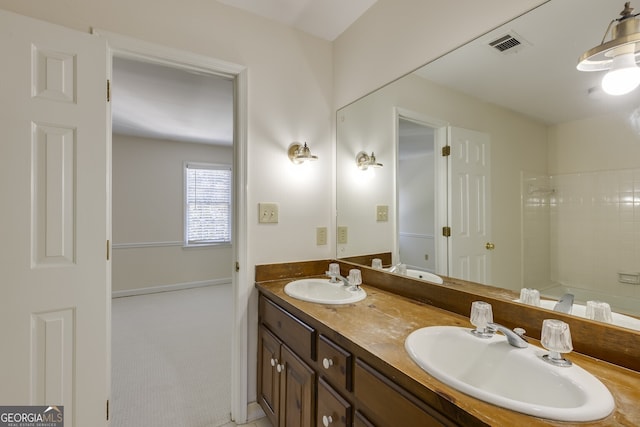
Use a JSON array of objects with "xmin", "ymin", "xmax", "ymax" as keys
[{"xmin": 185, "ymin": 162, "xmax": 232, "ymax": 245}]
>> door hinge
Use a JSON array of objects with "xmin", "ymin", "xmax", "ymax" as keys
[
  {"xmin": 235, "ymin": 261, "xmax": 240, "ymax": 272},
  {"xmin": 106, "ymin": 399, "xmax": 109, "ymax": 420},
  {"xmin": 107, "ymin": 79, "xmax": 111, "ymax": 102},
  {"xmin": 106, "ymin": 240, "xmax": 110, "ymax": 261},
  {"xmin": 442, "ymin": 145, "xmax": 451, "ymax": 157},
  {"xmin": 442, "ymin": 226, "xmax": 451, "ymax": 237}
]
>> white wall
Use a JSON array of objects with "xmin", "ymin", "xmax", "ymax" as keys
[
  {"xmin": 333, "ymin": 0, "xmax": 547, "ymax": 109},
  {"xmin": 0, "ymin": 0, "xmax": 333, "ymax": 411},
  {"xmin": 112, "ymin": 135, "xmax": 233, "ymax": 294},
  {"xmin": 338, "ymin": 74, "xmax": 548, "ymax": 290}
]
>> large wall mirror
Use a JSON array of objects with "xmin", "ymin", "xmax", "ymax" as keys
[{"xmin": 336, "ymin": 0, "xmax": 640, "ymax": 331}]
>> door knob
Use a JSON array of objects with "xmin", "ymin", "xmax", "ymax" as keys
[{"xmin": 485, "ymin": 242, "xmax": 495, "ymax": 250}]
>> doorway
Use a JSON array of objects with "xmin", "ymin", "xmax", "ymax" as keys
[
  {"xmin": 98, "ymin": 29, "xmax": 249, "ymax": 424},
  {"xmin": 397, "ymin": 118, "xmax": 437, "ymax": 273},
  {"xmin": 110, "ymin": 55, "xmax": 236, "ymax": 426}
]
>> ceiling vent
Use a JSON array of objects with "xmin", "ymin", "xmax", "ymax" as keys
[{"xmin": 488, "ymin": 32, "xmax": 529, "ymax": 54}]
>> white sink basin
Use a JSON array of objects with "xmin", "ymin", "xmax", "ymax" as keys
[
  {"xmin": 405, "ymin": 326, "xmax": 614, "ymax": 422},
  {"xmin": 405, "ymin": 269, "xmax": 444, "ymax": 284},
  {"xmin": 284, "ymin": 278, "xmax": 366, "ymax": 305}
]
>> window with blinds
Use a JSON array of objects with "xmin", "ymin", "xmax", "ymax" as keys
[{"xmin": 184, "ymin": 162, "xmax": 232, "ymax": 245}]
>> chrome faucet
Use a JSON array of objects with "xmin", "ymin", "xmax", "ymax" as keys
[
  {"xmin": 553, "ymin": 293, "xmax": 574, "ymax": 314},
  {"xmin": 326, "ymin": 271, "xmax": 349, "ymax": 286},
  {"xmin": 487, "ymin": 323, "xmax": 528, "ymax": 348}
]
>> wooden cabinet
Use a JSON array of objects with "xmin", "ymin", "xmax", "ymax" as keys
[
  {"xmin": 258, "ymin": 294, "xmax": 460, "ymax": 427},
  {"xmin": 258, "ymin": 325, "xmax": 316, "ymax": 427}
]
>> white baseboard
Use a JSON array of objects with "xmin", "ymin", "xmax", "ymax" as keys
[{"xmin": 112, "ymin": 278, "xmax": 231, "ymax": 298}]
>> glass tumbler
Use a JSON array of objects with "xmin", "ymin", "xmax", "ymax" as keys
[{"xmin": 371, "ymin": 258, "xmax": 383, "ymax": 269}]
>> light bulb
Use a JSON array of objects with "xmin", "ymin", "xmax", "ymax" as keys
[{"xmin": 601, "ymin": 53, "xmax": 640, "ymax": 95}]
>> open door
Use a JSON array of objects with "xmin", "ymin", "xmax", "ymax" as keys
[
  {"xmin": 448, "ymin": 127, "xmax": 492, "ymax": 284},
  {"xmin": 0, "ymin": 10, "xmax": 109, "ymax": 427}
]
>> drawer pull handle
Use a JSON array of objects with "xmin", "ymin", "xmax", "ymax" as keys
[
  {"xmin": 322, "ymin": 415, "xmax": 333, "ymax": 426},
  {"xmin": 276, "ymin": 363, "xmax": 284, "ymax": 373},
  {"xmin": 322, "ymin": 358, "xmax": 334, "ymax": 369}
]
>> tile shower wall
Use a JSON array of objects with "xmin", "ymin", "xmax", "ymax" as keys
[
  {"xmin": 550, "ymin": 169, "xmax": 640, "ymax": 301},
  {"xmin": 524, "ymin": 169, "xmax": 640, "ymax": 313}
]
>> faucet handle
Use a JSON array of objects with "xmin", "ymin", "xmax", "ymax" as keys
[
  {"xmin": 541, "ymin": 319, "xmax": 573, "ymax": 367},
  {"xmin": 470, "ymin": 301, "xmax": 494, "ymax": 338}
]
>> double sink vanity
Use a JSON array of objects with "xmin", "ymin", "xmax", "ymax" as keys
[{"xmin": 256, "ymin": 258, "xmax": 640, "ymax": 426}]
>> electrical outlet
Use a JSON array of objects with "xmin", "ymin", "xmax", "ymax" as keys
[
  {"xmin": 376, "ymin": 205, "xmax": 389, "ymax": 222},
  {"xmin": 316, "ymin": 227, "xmax": 327, "ymax": 245},
  {"xmin": 337, "ymin": 226, "xmax": 348, "ymax": 244},
  {"xmin": 258, "ymin": 203, "xmax": 279, "ymax": 223}
]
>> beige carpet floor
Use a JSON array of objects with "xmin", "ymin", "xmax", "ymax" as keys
[{"xmin": 111, "ymin": 285, "xmax": 233, "ymax": 427}]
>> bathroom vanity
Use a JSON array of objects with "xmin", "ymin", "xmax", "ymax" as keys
[{"xmin": 255, "ymin": 260, "xmax": 640, "ymax": 426}]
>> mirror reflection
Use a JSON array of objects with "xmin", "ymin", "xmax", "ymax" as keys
[{"xmin": 336, "ymin": 0, "xmax": 640, "ymax": 329}]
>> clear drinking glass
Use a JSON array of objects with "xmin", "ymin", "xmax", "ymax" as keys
[
  {"xmin": 519, "ymin": 288, "xmax": 541, "ymax": 306},
  {"xmin": 371, "ymin": 258, "xmax": 383, "ymax": 269},
  {"xmin": 586, "ymin": 301, "xmax": 613, "ymax": 323}
]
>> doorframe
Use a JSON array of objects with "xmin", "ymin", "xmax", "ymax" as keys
[
  {"xmin": 93, "ymin": 29, "xmax": 249, "ymax": 423},
  {"xmin": 394, "ymin": 108, "xmax": 449, "ymax": 275}
]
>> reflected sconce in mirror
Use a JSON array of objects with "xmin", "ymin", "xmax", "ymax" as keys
[
  {"xmin": 288, "ymin": 142, "xmax": 318, "ymax": 164},
  {"xmin": 356, "ymin": 151, "xmax": 383, "ymax": 170},
  {"xmin": 577, "ymin": 2, "xmax": 640, "ymax": 95}
]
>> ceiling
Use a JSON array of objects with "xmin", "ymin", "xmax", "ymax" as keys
[
  {"xmin": 216, "ymin": 0, "xmax": 378, "ymax": 41},
  {"xmin": 415, "ymin": 0, "xmax": 640, "ymax": 125},
  {"xmin": 112, "ymin": 0, "xmax": 640, "ymax": 145}
]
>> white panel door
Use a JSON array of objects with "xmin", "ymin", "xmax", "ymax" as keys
[
  {"xmin": 448, "ymin": 127, "xmax": 492, "ymax": 284},
  {"xmin": 0, "ymin": 10, "xmax": 109, "ymax": 427}
]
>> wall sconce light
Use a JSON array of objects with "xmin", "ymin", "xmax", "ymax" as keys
[
  {"xmin": 356, "ymin": 151, "xmax": 383, "ymax": 170},
  {"xmin": 288, "ymin": 142, "xmax": 318, "ymax": 164},
  {"xmin": 577, "ymin": 2, "xmax": 640, "ymax": 95}
]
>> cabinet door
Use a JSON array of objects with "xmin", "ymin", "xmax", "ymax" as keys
[
  {"xmin": 258, "ymin": 326, "xmax": 282, "ymax": 427},
  {"xmin": 280, "ymin": 344, "xmax": 316, "ymax": 427}
]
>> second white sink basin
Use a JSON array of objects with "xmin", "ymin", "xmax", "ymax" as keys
[
  {"xmin": 405, "ymin": 326, "xmax": 614, "ymax": 422},
  {"xmin": 405, "ymin": 269, "xmax": 444, "ymax": 284},
  {"xmin": 284, "ymin": 278, "xmax": 366, "ymax": 305}
]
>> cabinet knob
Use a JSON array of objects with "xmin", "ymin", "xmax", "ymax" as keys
[
  {"xmin": 322, "ymin": 357, "xmax": 334, "ymax": 369},
  {"xmin": 276, "ymin": 363, "xmax": 284, "ymax": 373},
  {"xmin": 270, "ymin": 357, "xmax": 278, "ymax": 367},
  {"xmin": 322, "ymin": 415, "xmax": 333, "ymax": 426}
]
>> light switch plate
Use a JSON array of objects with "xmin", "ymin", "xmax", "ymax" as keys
[
  {"xmin": 376, "ymin": 205, "xmax": 389, "ymax": 222},
  {"xmin": 316, "ymin": 227, "xmax": 327, "ymax": 245},
  {"xmin": 337, "ymin": 226, "xmax": 348, "ymax": 244},
  {"xmin": 258, "ymin": 203, "xmax": 279, "ymax": 223}
]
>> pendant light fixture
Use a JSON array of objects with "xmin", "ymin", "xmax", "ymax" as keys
[{"xmin": 577, "ymin": 2, "xmax": 640, "ymax": 96}]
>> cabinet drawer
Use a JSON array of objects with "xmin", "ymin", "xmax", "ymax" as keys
[
  {"xmin": 354, "ymin": 359, "xmax": 456, "ymax": 427},
  {"xmin": 260, "ymin": 296, "xmax": 316, "ymax": 361},
  {"xmin": 317, "ymin": 377, "xmax": 351, "ymax": 427},
  {"xmin": 318, "ymin": 334, "xmax": 352, "ymax": 391}
]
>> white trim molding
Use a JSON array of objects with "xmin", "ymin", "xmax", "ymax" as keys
[{"xmin": 111, "ymin": 278, "xmax": 231, "ymax": 298}]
